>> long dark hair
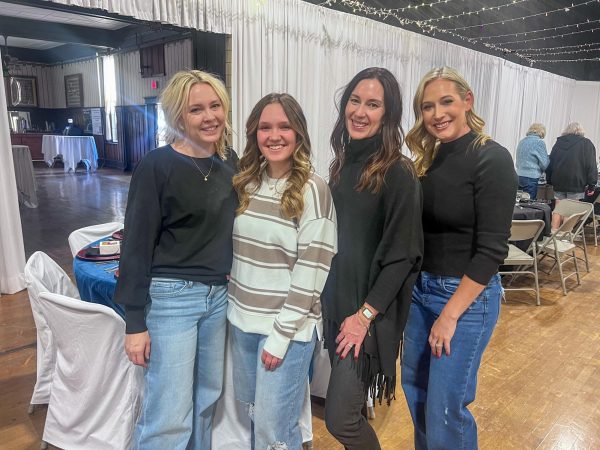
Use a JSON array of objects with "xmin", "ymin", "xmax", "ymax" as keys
[{"xmin": 329, "ymin": 67, "xmax": 410, "ymax": 193}]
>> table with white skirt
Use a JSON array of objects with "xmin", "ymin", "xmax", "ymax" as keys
[
  {"xmin": 11, "ymin": 145, "xmax": 38, "ymax": 208},
  {"xmin": 42, "ymin": 135, "xmax": 98, "ymax": 173}
]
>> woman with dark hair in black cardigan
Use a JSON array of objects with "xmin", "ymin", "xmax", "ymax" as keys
[{"xmin": 321, "ymin": 67, "xmax": 423, "ymax": 449}]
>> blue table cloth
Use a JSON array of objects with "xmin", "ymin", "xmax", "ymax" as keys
[{"xmin": 73, "ymin": 239, "xmax": 123, "ymax": 317}]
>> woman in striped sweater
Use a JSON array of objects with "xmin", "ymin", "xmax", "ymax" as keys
[{"xmin": 228, "ymin": 93, "xmax": 337, "ymax": 450}]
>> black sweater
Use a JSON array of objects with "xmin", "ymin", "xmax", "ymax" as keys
[
  {"xmin": 421, "ymin": 132, "xmax": 517, "ymax": 285},
  {"xmin": 546, "ymin": 134, "xmax": 597, "ymax": 193},
  {"xmin": 114, "ymin": 145, "xmax": 238, "ymax": 333},
  {"xmin": 322, "ymin": 135, "xmax": 423, "ymax": 394}
]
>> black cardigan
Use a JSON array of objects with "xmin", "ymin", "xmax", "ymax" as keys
[{"xmin": 322, "ymin": 135, "xmax": 423, "ymax": 401}]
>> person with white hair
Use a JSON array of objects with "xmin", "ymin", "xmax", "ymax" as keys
[
  {"xmin": 546, "ymin": 121, "xmax": 597, "ymax": 229},
  {"xmin": 515, "ymin": 123, "xmax": 549, "ymax": 200}
]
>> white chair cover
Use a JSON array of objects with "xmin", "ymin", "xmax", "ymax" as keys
[
  {"xmin": 68, "ymin": 222, "xmax": 124, "ymax": 256},
  {"xmin": 38, "ymin": 292, "xmax": 143, "ymax": 450},
  {"xmin": 23, "ymin": 251, "xmax": 80, "ymax": 406}
]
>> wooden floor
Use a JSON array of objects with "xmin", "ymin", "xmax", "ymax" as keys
[{"xmin": 1, "ymin": 167, "xmax": 600, "ymax": 449}]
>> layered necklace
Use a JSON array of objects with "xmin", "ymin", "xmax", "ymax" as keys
[{"xmin": 189, "ymin": 154, "xmax": 215, "ymax": 181}]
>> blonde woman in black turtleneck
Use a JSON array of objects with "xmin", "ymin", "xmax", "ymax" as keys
[
  {"xmin": 402, "ymin": 67, "xmax": 517, "ymax": 450},
  {"xmin": 321, "ymin": 67, "xmax": 423, "ymax": 450}
]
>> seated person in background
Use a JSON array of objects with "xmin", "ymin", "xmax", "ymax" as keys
[
  {"xmin": 515, "ymin": 123, "xmax": 549, "ymax": 200},
  {"xmin": 63, "ymin": 118, "xmax": 83, "ymax": 136}
]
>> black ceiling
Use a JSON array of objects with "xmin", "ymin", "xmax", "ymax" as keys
[{"xmin": 304, "ymin": 0, "xmax": 600, "ymax": 81}]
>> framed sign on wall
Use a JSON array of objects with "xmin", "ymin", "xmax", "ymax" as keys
[
  {"xmin": 9, "ymin": 76, "xmax": 38, "ymax": 107},
  {"xmin": 65, "ymin": 73, "xmax": 84, "ymax": 107}
]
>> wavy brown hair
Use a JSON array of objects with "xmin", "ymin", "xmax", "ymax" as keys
[
  {"xmin": 233, "ymin": 93, "xmax": 313, "ymax": 220},
  {"xmin": 329, "ymin": 67, "xmax": 411, "ymax": 193},
  {"xmin": 405, "ymin": 67, "xmax": 490, "ymax": 177}
]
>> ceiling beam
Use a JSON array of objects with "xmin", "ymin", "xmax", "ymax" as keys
[{"xmin": 0, "ymin": 16, "xmax": 127, "ymax": 48}]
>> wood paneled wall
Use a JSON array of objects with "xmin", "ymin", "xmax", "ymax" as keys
[{"xmin": 10, "ymin": 59, "xmax": 101, "ymax": 108}]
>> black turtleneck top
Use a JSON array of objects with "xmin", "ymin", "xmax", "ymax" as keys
[
  {"xmin": 420, "ymin": 132, "xmax": 517, "ymax": 284},
  {"xmin": 321, "ymin": 135, "xmax": 423, "ymax": 379}
]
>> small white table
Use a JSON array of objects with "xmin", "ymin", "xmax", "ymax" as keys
[
  {"xmin": 42, "ymin": 135, "xmax": 99, "ymax": 173},
  {"xmin": 12, "ymin": 145, "xmax": 38, "ymax": 208}
]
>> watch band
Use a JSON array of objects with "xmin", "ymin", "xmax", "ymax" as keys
[{"xmin": 360, "ymin": 305, "xmax": 375, "ymax": 321}]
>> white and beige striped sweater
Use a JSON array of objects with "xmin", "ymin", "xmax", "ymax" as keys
[{"xmin": 227, "ymin": 172, "xmax": 337, "ymax": 359}]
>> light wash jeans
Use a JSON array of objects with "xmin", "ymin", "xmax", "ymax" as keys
[
  {"xmin": 401, "ymin": 272, "xmax": 502, "ymax": 450},
  {"xmin": 133, "ymin": 278, "xmax": 228, "ymax": 450},
  {"xmin": 230, "ymin": 324, "xmax": 316, "ymax": 450}
]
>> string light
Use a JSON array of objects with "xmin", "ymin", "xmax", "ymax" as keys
[
  {"xmin": 518, "ymin": 42, "xmax": 600, "ymax": 52},
  {"xmin": 418, "ymin": 0, "xmax": 531, "ymax": 24},
  {"xmin": 523, "ymin": 46, "xmax": 600, "ymax": 57},
  {"xmin": 315, "ymin": 0, "xmax": 599, "ymax": 65},
  {"xmin": 446, "ymin": 0, "xmax": 596, "ymax": 31},
  {"xmin": 501, "ymin": 27, "xmax": 600, "ymax": 45},
  {"xmin": 531, "ymin": 57, "xmax": 600, "ymax": 63},
  {"xmin": 473, "ymin": 19, "xmax": 600, "ymax": 41}
]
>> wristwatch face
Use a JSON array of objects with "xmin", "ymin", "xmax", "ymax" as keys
[{"xmin": 362, "ymin": 307, "xmax": 374, "ymax": 320}]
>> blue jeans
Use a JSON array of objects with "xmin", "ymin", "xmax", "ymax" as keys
[
  {"xmin": 230, "ymin": 324, "xmax": 316, "ymax": 450},
  {"xmin": 518, "ymin": 176, "xmax": 539, "ymax": 200},
  {"xmin": 133, "ymin": 278, "xmax": 228, "ymax": 450},
  {"xmin": 401, "ymin": 272, "xmax": 502, "ymax": 450}
]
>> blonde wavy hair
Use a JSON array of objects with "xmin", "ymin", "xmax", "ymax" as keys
[
  {"xmin": 406, "ymin": 67, "xmax": 490, "ymax": 177},
  {"xmin": 159, "ymin": 70, "xmax": 232, "ymax": 159},
  {"xmin": 233, "ymin": 93, "xmax": 313, "ymax": 220}
]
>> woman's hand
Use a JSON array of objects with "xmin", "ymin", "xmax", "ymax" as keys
[
  {"xmin": 125, "ymin": 331, "xmax": 151, "ymax": 368},
  {"xmin": 335, "ymin": 313, "xmax": 369, "ymax": 360},
  {"xmin": 261, "ymin": 349, "xmax": 282, "ymax": 371},
  {"xmin": 428, "ymin": 311, "xmax": 457, "ymax": 358}
]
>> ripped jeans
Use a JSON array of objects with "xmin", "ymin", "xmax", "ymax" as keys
[
  {"xmin": 230, "ymin": 325, "xmax": 316, "ymax": 450},
  {"xmin": 401, "ymin": 272, "xmax": 501, "ymax": 450}
]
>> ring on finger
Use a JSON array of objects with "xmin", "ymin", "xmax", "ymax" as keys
[{"xmin": 435, "ymin": 343, "xmax": 443, "ymax": 347}]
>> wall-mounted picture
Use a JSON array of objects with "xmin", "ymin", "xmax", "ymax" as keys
[
  {"xmin": 65, "ymin": 73, "xmax": 84, "ymax": 107},
  {"xmin": 9, "ymin": 76, "xmax": 38, "ymax": 107}
]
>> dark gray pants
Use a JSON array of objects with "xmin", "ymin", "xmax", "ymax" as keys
[{"xmin": 324, "ymin": 326, "xmax": 381, "ymax": 450}]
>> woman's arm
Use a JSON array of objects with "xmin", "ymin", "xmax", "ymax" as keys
[
  {"xmin": 262, "ymin": 181, "xmax": 337, "ymax": 369},
  {"xmin": 430, "ymin": 143, "xmax": 516, "ymax": 358},
  {"xmin": 337, "ymin": 163, "xmax": 423, "ymax": 360},
  {"xmin": 113, "ymin": 155, "xmax": 163, "ymax": 365}
]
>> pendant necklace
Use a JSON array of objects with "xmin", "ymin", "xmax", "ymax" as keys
[{"xmin": 190, "ymin": 155, "xmax": 215, "ymax": 181}]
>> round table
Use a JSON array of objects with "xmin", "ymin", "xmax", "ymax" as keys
[{"xmin": 73, "ymin": 242, "xmax": 123, "ymax": 317}]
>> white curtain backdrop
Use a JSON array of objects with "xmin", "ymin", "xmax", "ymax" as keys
[
  {"xmin": 0, "ymin": 63, "xmax": 27, "ymax": 294},
  {"xmin": 1, "ymin": 0, "xmax": 597, "ymax": 290},
  {"xmin": 45, "ymin": 0, "xmax": 599, "ymax": 175}
]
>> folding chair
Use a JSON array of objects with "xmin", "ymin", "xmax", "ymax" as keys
[
  {"xmin": 23, "ymin": 252, "xmax": 80, "ymax": 414},
  {"xmin": 537, "ymin": 212, "xmax": 586, "ymax": 295},
  {"xmin": 500, "ymin": 220, "xmax": 545, "ymax": 305},
  {"xmin": 552, "ymin": 200, "xmax": 593, "ymax": 272},
  {"xmin": 68, "ymin": 221, "xmax": 123, "ymax": 256},
  {"xmin": 37, "ymin": 292, "xmax": 143, "ymax": 450},
  {"xmin": 584, "ymin": 196, "xmax": 600, "ymax": 247}
]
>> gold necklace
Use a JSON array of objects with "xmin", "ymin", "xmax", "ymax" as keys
[{"xmin": 190, "ymin": 155, "xmax": 215, "ymax": 181}]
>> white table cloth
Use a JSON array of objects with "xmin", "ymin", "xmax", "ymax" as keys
[
  {"xmin": 42, "ymin": 135, "xmax": 98, "ymax": 173},
  {"xmin": 12, "ymin": 145, "xmax": 38, "ymax": 208}
]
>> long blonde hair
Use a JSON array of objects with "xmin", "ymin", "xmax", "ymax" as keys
[
  {"xmin": 233, "ymin": 93, "xmax": 312, "ymax": 220},
  {"xmin": 406, "ymin": 67, "xmax": 490, "ymax": 177},
  {"xmin": 160, "ymin": 70, "xmax": 232, "ymax": 159}
]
